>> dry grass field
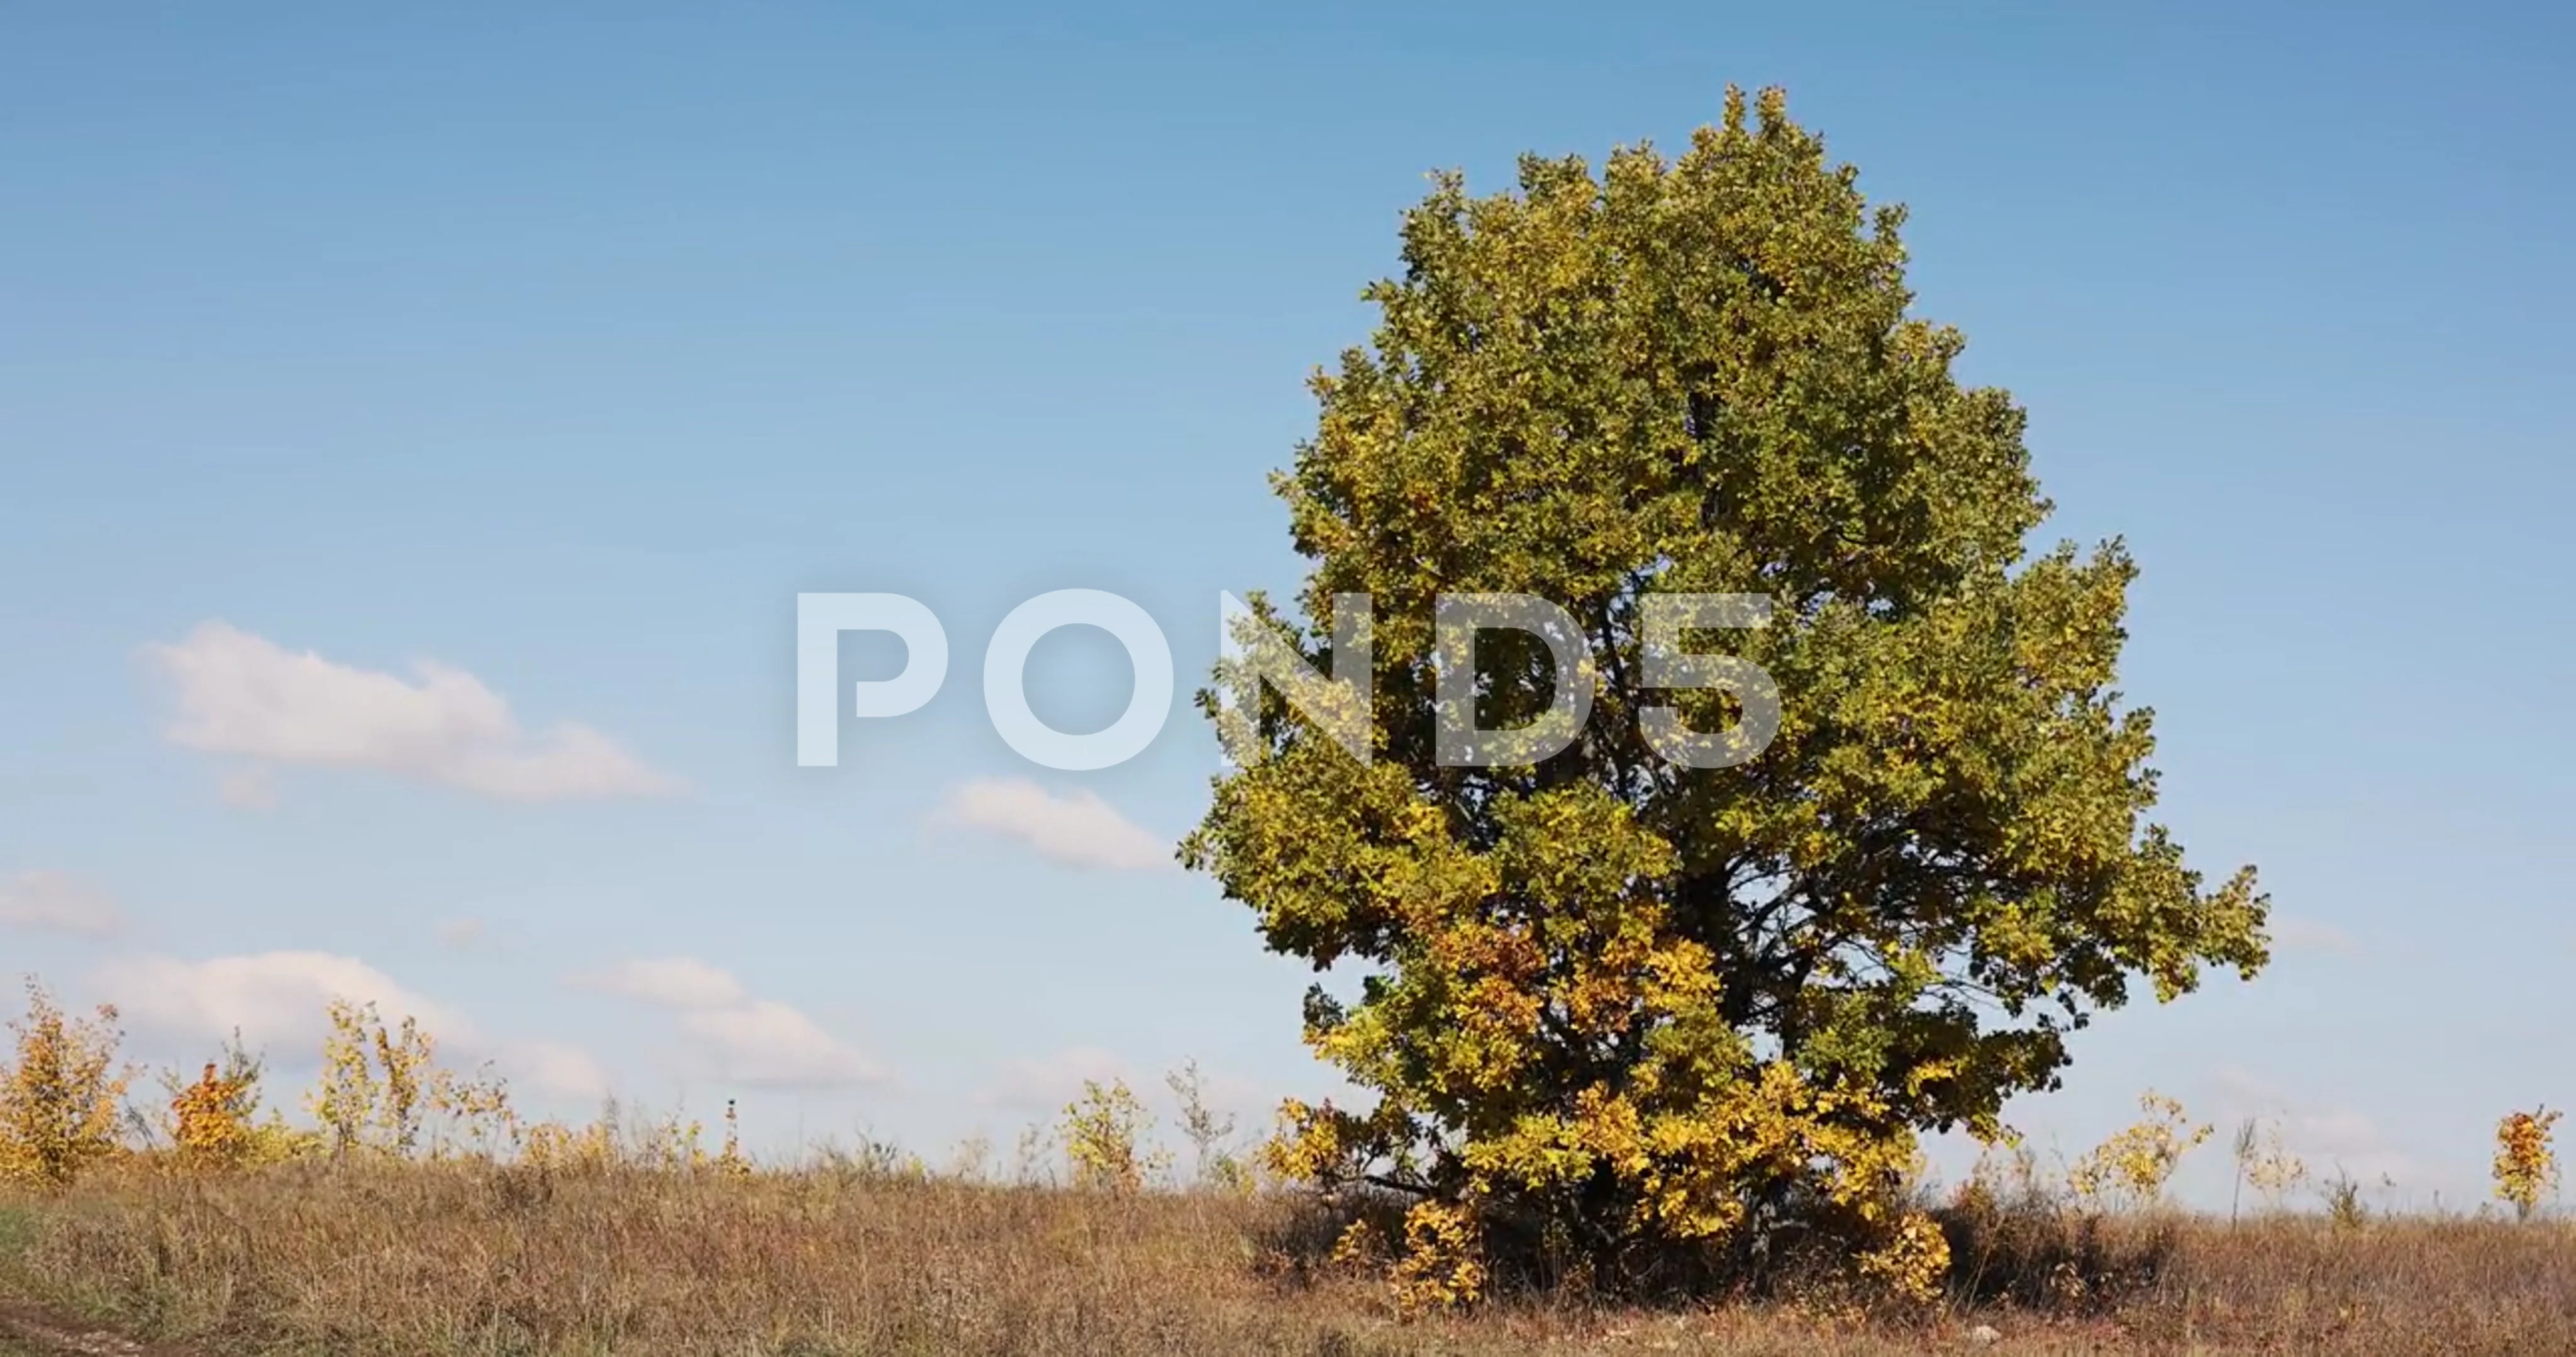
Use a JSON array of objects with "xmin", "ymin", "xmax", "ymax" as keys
[
  {"xmin": 6, "ymin": 981, "xmax": 2575, "ymax": 1353},
  {"xmin": 6, "ymin": 1157, "xmax": 2576, "ymax": 1356},
  {"xmin": 1, "ymin": 988, "xmax": 2573, "ymax": 1355}
]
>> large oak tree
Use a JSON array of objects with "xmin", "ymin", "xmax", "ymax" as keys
[{"xmin": 1185, "ymin": 89, "xmax": 2266, "ymax": 1290}]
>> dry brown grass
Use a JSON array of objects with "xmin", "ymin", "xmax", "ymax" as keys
[
  {"xmin": 1938, "ymin": 1195, "xmax": 2576, "ymax": 1353},
  {"xmin": 6, "ymin": 1159, "xmax": 2576, "ymax": 1356}
]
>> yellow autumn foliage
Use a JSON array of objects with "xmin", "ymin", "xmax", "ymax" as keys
[
  {"xmin": 2494, "ymin": 1107, "xmax": 2560, "ymax": 1222},
  {"xmin": 2070, "ymin": 1091, "xmax": 2211, "ymax": 1212},
  {"xmin": 1062, "ymin": 1078, "xmax": 1169, "ymax": 1191},
  {"xmin": 0, "ymin": 980, "xmax": 130, "ymax": 1185},
  {"xmin": 306, "ymin": 998, "xmax": 514, "ymax": 1160}
]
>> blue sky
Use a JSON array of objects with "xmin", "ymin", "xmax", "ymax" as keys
[{"xmin": 4, "ymin": 3, "xmax": 2571, "ymax": 1205}]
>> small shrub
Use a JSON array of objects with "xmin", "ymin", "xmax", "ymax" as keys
[
  {"xmin": 161, "ymin": 1032, "xmax": 315, "ymax": 1170},
  {"xmin": 1062, "ymin": 1078, "xmax": 1165, "ymax": 1191},
  {"xmin": 2070, "ymin": 1091, "xmax": 2211, "ymax": 1212},
  {"xmin": 2494, "ymin": 1106, "xmax": 2561, "ymax": 1221},
  {"xmin": 0, "ymin": 980, "xmax": 130, "ymax": 1186},
  {"xmin": 716, "ymin": 1098, "xmax": 752, "ymax": 1179},
  {"xmin": 1857, "ymin": 1210, "xmax": 1951, "ymax": 1305},
  {"xmin": 1167, "ymin": 1061, "xmax": 1247, "ymax": 1190},
  {"xmin": 2231, "ymin": 1115, "xmax": 2307, "ymax": 1217},
  {"xmin": 167, "ymin": 1058, "xmax": 257, "ymax": 1168},
  {"xmin": 519, "ymin": 1113, "xmax": 623, "ymax": 1172},
  {"xmin": 2321, "ymin": 1166, "xmax": 2369, "ymax": 1230},
  {"xmin": 1389, "ymin": 1200, "xmax": 1485, "ymax": 1314},
  {"xmin": 307, "ymin": 998, "xmax": 514, "ymax": 1160}
]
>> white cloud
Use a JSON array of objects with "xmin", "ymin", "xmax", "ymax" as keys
[
  {"xmin": 930, "ymin": 778, "xmax": 1171, "ymax": 872},
  {"xmin": 978, "ymin": 1050, "xmax": 1272, "ymax": 1135},
  {"xmin": 2270, "ymin": 913, "xmax": 2359, "ymax": 956},
  {"xmin": 679, "ymin": 1001, "xmax": 886, "ymax": 1088},
  {"xmin": 573, "ymin": 956, "xmax": 747, "ymax": 1010},
  {"xmin": 980, "ymin": 1045, "xmax": 1132, "ymax": 1110},
  {"xmin": 96, "ymin": 949, "xmax": 610, "ymax": 1103},
  {"xmin": 2212, "ymin": 1066, "xmax": 2416, "ymax": 1187},
  {"xmin": 98, "ymin": 951, "xmax": 458, "ymax": 1047},
  {"xmin": 572, "ymin": 956, "xmax": 884, "ymax": 1089},
  {"xmin": 436, "ymin": 918, "xmax": 487, "ymax": 950},
  {"xmin": 0, "ymin": 870, "xmax": 125, "ymax": 936},
  {"xmin": 501, "ymin": 1039, "xmax": 614, "ymax": 1101},
  {"xmin": 145, "ymin": 622, "xmax": 680, "ymax": 803}
]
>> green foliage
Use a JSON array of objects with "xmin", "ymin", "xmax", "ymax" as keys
[
  {"xmin": 0, "ymin": 1202, "xmax": 33, "ymax": 1260},
  {"xmin": 1187, "ymin": 87, "xmax": 2267, "ymax": 1283}
]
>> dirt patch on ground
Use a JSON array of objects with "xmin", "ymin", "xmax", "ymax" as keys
[{"xmin": 0, "ymin": 1300, "xmax": 194, "ymax": 1357}]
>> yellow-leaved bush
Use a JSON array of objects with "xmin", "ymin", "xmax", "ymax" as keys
[
  {"xmin": 0, "ymin": 981, "xmax": 129, "ymax": 1185},
  {"xmin": 1, "ymin": 978, "xmax": 766, "ymax": 1183},
  {"xmin": 2493, "ymin": 1107, "xmax": 2560, "ymax": 1222},
  {"xmin": 1062, "ymin": 1078, "xmax": 1170, "ymax": 1191},
  {"xmin": 2069, "ymin": 1091, "xmax": 2211, "ymax": 1212},
  {"xmin": 162, "ymin": 1036, "xmax": 314, "ymax": 1170},
  {"xmin": 306, "ymin": 998, "xmax": 513, "ymax": 1160}
]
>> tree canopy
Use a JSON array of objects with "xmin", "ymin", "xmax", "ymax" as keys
[{"xmin": 1184, "ymin": 88, "xmax": 2267, "ymax": 1292}]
